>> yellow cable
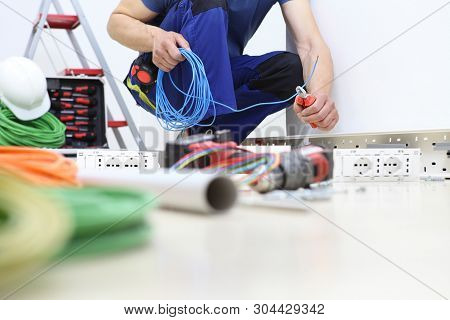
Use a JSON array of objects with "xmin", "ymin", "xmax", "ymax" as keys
[{"xmin": 0, "ymin": 172, "xmax": 72, "ymax": 289}]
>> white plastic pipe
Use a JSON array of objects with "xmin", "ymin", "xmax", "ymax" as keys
[{"xmin": 78, "ymin": 169, "xmax": 238, "ymax": 214}]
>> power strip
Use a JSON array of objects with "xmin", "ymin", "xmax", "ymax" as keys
[
  {"xmin": 333, "ymin": 148, "xmax": 421, "ymax": 182},
  {"xmin": 76, "ymin": 149, "xmax": 160, "ymax": 171}
]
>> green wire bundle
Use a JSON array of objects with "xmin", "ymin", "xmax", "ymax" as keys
[
  {"xmin": 0, "ymin": 102, "xmax": 66, "ymax": 148},
  {"xmin": 47, "ymin": 186, "xmax": 157, "ymax": 256}
]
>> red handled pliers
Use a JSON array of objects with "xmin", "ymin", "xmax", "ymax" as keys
[{"xmin": 295, "ymin": 86, "xmax": 318, "ymax": 129}]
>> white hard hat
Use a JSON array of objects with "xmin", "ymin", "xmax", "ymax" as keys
[{"xmin": 0, "ymin": 57, "xmax": 50, "ymax": 121}]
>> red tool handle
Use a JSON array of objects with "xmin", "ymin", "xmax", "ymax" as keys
[
  {"xmin": 65, "ymin": 121, "xmax": 91, "ymax": 126},
  {"xmin": 51, "ymin": 91, "xmax": 81, "ymax": 98},
  {"xmin": 59, "ymin": 109, "xmax": 97, "ymax": 116},
  {"xmin": 52, "ymin": 101, "xmax": 90, "ymax": 110},
  {"xmin": 74, "ymin": 97, "xmax": 97, "ymax": 106},
  {"xmin": 66, "ymin": 125, "xmax": 94, "ymax": 132},
  {"xmin": 50, "ymin": 90, "xmax": 66, "ymax": 98},
  {"xmin": 60, "ymin": 85, "xmax": 97, "ymax": 95},
  {"xmin": 55, "ymin": 101, "xmax": 72, "ymax": 109},
  {"xmin": 51, "ymin": 90, "xmax": 94, "ymax": 98},
  {"xmin": 59, "ymin": 115, "xmax": 90, "ymax": 122},
  {"xmin": 295, "ymin": 95, "xmax": 318, "ymax": 129},
  {"xmin": 75, "ymin": 85, "xmax": 96, "ymax": 94}
]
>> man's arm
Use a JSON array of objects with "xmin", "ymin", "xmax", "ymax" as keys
[
  {"xmin": 107, "ymin": 0, "xmax": 190, "ymax": 72},
  {"xmin": 281, "ymin": 0, "xmax": 339, "ymax": 131}
]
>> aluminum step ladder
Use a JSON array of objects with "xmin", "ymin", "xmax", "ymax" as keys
[{"xmin": 24, "ymin": 0, "xmax": 146, "ymax": 150}]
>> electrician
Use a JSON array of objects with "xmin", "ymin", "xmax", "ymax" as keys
[{"xmin": 108, "ymin": 0, "xmax": 339, "ymax": 143}]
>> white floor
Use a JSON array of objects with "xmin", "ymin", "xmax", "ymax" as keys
[{"xmin": 5, "ymin": 181, "xmax": 450, "ymax": 300}]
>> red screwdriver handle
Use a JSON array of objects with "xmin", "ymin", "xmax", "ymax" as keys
[
  {"xmin": 295, "ymin": 94, "xmax": 318, "ymax": 129},
  {"xmin": 74, "ymin": 97, "xmax": 97, "ymax": 106},
  {"xmin": 74, "ymin": 85, "xmax": 96, "ymax": 95},
  {"xmin": 76, "ymin": 132, "xmax": 95, "ymax": 140}
]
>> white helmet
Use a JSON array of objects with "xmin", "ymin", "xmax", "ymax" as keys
[{"xmin": 0, "ymin": 57, "xmax": 50, "ymax": 121}]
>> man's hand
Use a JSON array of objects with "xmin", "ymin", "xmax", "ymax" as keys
[
  {"xmin": 152, "ymin": 29, "xmax": 190, "ymax": 72},
  {"xmin": 294, "ymin": 93, "xmax": 339, "ymax": 131}
]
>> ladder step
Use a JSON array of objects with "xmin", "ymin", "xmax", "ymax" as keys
[
  {"xmin": 38, "ymin": 14, "xmax": 80, "ymax": 30},
  {"xmin": 62, "ymin": 68, "xmax": 104, "ymax": 77},
  {"xmin": 108, "ymin": 121, "xmax": 128, "ymax": 128}
]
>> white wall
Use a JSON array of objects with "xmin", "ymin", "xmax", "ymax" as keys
[{"xmin": 304, "ymin": 0, "xmax": 450, "ymax": 135}]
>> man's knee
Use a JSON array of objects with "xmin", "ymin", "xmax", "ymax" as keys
[
  {"xmin": 277, "ymin": 52, "xmax": 303, "ymax": 83},
  {"xmin": 249, "ymin": 52, "xmax": 303, "ymax": 100}
]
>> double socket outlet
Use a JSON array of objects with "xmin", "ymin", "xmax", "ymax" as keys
[{"xmin": 333, "ymin": 148, "xmax": 421, "ymax": 182}]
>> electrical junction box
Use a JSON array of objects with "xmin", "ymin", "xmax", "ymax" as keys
[
  {"xmin": 76, "ymin": 149, "xmax": 160, "ymax": 172},
  {"xmin": 333, "ymin": 148, "xmax": 421, "ymax": 182}
]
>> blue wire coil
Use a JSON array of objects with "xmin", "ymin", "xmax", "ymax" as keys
[{"xmin": 156, "ymin": 49, "xmax": 317, "ymax": 131}]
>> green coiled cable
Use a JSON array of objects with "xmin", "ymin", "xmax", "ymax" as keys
[
  {"xmin": 46, "ymin": 186, "xmax": 157, "ymax": 256},
  {"xmin": 66, "ymin": 224, "xmax": 151, "ymax": 256},
  {"xmin": 0, "ymin": 102, "xmax": 66, "ymax": 148},
  {"xmin": 0, "ymin": 176, "xmax": 156, "ymax": 291}
]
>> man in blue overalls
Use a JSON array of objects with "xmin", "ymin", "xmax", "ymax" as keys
[{"xmin": 108, "ymin": 0, "xmax": 339, "ymax": 143}]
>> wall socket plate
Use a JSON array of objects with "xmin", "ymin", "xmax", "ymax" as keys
[
  {"xmin": 333, "ymin": 148, "xmax": 421, "ymax": 182},
  {"xmin": 243, "ymin": 130, "xmax": 450, "ymax": 179},
  {"xmin": 76, "ymin": 149, "xmax": 161, "ymax": 172}
]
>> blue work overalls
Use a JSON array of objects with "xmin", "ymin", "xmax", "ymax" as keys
[{"xmin": 125, "ymin": 0, "xmax": 304, "ymax": 143}]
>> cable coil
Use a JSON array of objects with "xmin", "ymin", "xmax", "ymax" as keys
[
  {"xmin": 0, "ymin": 103, "xmax": 66, "ymax": 148},
  {"xmin": 47, "ymin": 187, "xmax": 156, "ymax": 256},
  {"xmin": 156, "ymin": 49, "xmax": 318, "ymax": 131},
  {"xmin": 0, "ymin": 173, "xmax": 72, "ymax": 288},
  {"xmin": 0, "ymin": 146, "xmax": 79, "ymax": 187}
]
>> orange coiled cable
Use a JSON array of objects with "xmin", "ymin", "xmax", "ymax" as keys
[{"xmin": 0, "ymin": 146, "xmax": 80, "ymax": 187}]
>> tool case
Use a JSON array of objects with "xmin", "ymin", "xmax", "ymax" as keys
[{"xmin": 46, "ymin": 76, "xmax": 108, "ymax": 149}]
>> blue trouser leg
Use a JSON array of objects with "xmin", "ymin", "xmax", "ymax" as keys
[{"xmin": 191, "ymin": 52, "xmax": 304, "ymax": 142}]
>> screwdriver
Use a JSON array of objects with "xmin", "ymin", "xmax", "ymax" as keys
[
  {"xmin": 60, "ymin": 97, "xmax": 97, "ymax": 106},
  {"xmin": 54, "ymin": 109, "xmax": 97, "ymax": 117},
  {"xmin": 65, "ymin": 120, "xmax": 94, "ymax": 126},
  {"xmin": 60, "ymin": 85, "xmax": 97, "ymax": 95},
  {"xmin": 295, "ymin": 86, "xmax": 318, "ymax": 129},
  {"xmin": 50, "ymin": 90, "xmax": 89, "ymax": 99},
  {"xmin": 66, "ymin": 132, "xmax": 96, "ymax": 141},
  {"xmin": 51, "ymin": 100, "xmax": 90, "ymax": 110},
  {"xmin": 65, "ymin": 125, "xmax": 95, "ymax": 132},
  {"xmin": 59, "ymin": 115, "xmax": 91, "ymax": 122}
]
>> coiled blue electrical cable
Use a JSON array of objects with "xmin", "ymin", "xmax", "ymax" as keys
[{"xmin": 156, "ymin": 48, "xmax": 318, "ymax": 131}]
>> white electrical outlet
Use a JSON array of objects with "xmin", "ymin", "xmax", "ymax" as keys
[
  {"xmin": 105, "ymin": 156, "xmax": 122, "ymax": 169},
  {"xmin": 352, "ymin": 156, "xmax": 373, "ymax": 176},
  {"xmin": 334, "ymin": 149, "xmax": 421, "ymax": 182},
  {"xmin": 77, "ymin": 149, "xmax": 160, "ymax": 171},
  {"xmin": 382, "ymin": 156, "xmax": 402, "ymax": 176}
]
